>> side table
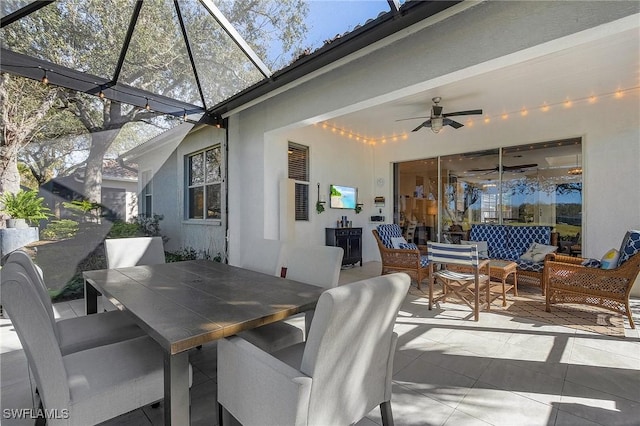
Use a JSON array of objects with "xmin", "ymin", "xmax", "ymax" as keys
[{"xmin": 487, "ymin": 259, "xmax": 518, "ymax": 306}]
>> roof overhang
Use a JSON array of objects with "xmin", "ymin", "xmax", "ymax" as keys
[{"xmin": 209, "ymin": 0, "xmax": 463, "ymax": 118}]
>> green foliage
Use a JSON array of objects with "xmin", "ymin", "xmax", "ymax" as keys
[
  {"xmin": 133, "ymin": 214, "xmax": 164, "ymax": 237},
  {"xmin": 41, "ymin": 219, "xmax": 79, "ymax": 240},
  {"xmin": 50, "ymin": 276, "xmax": 85, "ymax": 302},
  {"xmin": 0, "ymin": 189, "xmax": 52, "ymax": 223},
  {"xmin": 107, "ymin": 221, "xmax": 141, "ymax": 238},
  {"xmin": 62, "ymin": 199, "xmax": 103, "ymax": 222},
  {"xmin": 165, "ymin": 247, "xmax": 213, "ymax": 263}
]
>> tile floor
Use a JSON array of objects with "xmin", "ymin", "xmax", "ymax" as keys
[{"xmin": 2, "ymin": 261, "xmax": 639, "ymax": 425}]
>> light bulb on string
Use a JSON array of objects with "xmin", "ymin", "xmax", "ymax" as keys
[
  {"xmin": 41, "ymin": 69, "xmax": 49, "ymax": 85},
  {"xmin": 145, "ymin": 98, "xmax": 151, "ymax": 111}
]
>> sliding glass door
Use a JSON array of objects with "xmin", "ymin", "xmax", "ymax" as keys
[{"xmin": 394, "ymin": 138, "xmax": 582, "ymax": 245}]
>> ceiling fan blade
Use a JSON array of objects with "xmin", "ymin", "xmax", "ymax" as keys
[
  {"xmin": 469, "ymin": 167, "xmax": 498, "ymax": 172},
  {"xmin": 432, "ymin": 105, "xmax": 443, "ymax": 117},
  {"xmin": 443, "ymin": 109, "xmax": 483, "ymax": 117},
  {"xmin": 395, "ymin": 116, "xmax": 429, "ymax": 122},
  {"xmin": 503, "ymin": 163, "xmax": 538, "ymax": 170},
  {"xmin": 444, "ymin": 118, "xmax": 464, "ymax": 129},
  {"xmin": 412, "ymin": 120, "xmax": 431, "ymax": 132}
]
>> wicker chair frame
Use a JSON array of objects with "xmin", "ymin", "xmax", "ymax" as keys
[
  {"xmin": 372, "ymin": 230, "xmax": 432, "ymax": 289},
  {"xmin": 544, "ymin": 252, "xmax": 640, "ymax": 329}
]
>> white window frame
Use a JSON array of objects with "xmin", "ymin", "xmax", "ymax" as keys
[{"xmin": 185, "ymin": 145, "xmax": 223, "ymax": 221}]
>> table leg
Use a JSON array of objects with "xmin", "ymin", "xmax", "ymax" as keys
[
  {"xmin": 513, "ymin": 271, "xmax": 518, "ymax": 296},
  {"xmin": 501, "ymin": 275, "xmax": 507, "ymax": 307},
  {"xmin": 164, "ymin": 351, "xmax": 190, "ymax": 426},
  {"xmin": 84, "ymin": 280, "xmax": 98, "ymax": 315}
]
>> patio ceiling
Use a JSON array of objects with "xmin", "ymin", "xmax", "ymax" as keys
[
  {"xmin": 0, "ymin": 0, "xmax": 461, "ymax": 124},
  {"xmin": 325, "ymin": 24, "xmax": 639, "ymax": 142}
]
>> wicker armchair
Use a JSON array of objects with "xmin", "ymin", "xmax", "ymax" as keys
[
  {"xmin": 373, "ymin": 227, "xmax": 432, "ymax": 289},
  {"xmin": 544, "ymin": 251, "xmax": 640, "ymax": 329}
]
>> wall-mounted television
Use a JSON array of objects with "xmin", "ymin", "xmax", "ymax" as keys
[{"xmin": 330, "ymin": 184, "xmax": 357, "ymax": 209}]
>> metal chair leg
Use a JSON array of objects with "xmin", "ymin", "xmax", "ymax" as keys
[{"xmin": 380, "ymin": 401, "xmax": 394, "ymax": 426}]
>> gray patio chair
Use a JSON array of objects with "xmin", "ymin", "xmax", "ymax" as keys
[
  {"xmin": 103, "ymin": 236, "xmax": 166, "ymax": 310},
  {"xmin": 238, "ymin": 238, "xmax": 283, "ymax": 276},
  {"xmin": 238, "ymin": 243, "xmax": 344, "ymax": 353},
  {"xmin": 1, "ymin": 261, "xmax": 192, "ymax": 426},
  {"xmin": 5, "ymin": 250, "xmax": 144, "ymax": 355},
  {"xmin": 218, "ymin": 272, "xmax": 411, "ymax": 426}
]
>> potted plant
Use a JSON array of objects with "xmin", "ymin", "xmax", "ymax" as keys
[{"xmin": 1, "ymin": 189, "xmax": 52, "ymax": 228}]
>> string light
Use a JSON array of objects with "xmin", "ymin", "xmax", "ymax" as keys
[
  {"xmin": 183, "ymin": 109, "xmax": 187, "ymax": 121},
  {"xmin": 9, "ymin": 64, "xmax": 204, "ymax": 121},
  {"xmin": 311, "ymin": 86, "xmax": 640, "ymax": 145}
]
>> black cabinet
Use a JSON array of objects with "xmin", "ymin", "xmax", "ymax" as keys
[{"xmin": 325, "ymin": 228, "xmax": 362, "ymax": 266}]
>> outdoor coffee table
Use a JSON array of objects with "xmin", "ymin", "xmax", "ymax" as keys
[{"xmin": 487, "ymin": 259, "xmax": 518, "ymax": 306}]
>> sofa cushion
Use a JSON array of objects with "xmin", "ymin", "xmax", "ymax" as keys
[
  {"xmin": 469, "ymin": 225, "xmax": 506, "ymax": 250},
  {"xmin": 617, "ymin": 230, "xmax": 640, "ymax": 267},
  {"xmin": 515, "ymin": 259, "xmax": 545, "ymax": 273},
  {"xmin": 490, "ymin": 247, "xmax": 521, "ymax": 261},
  {"xmin": 507, "ymin": 226, "xmax": 552, "ymax": 255}
]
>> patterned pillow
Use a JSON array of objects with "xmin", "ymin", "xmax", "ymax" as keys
[
  {"xmin": 390, "ymin": 236, "xmax": 408, "ymax": 249},
  {"xmin": 519, "ymin": 243, "xmax": 557, "ymax": 262},
  {"xmin": 617, "ymin": 230, "xmax": 640, "ymax": 267}
]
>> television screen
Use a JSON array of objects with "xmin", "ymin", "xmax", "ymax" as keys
[{"xmin": 330, "ymin": 184, "xmax": 357, "ymax": 209}]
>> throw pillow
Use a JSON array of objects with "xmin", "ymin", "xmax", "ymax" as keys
[
  {"xmin": 390, "ymin": 236, "xmax": 408, "ymax": 249},
  {"xmin": 460, "ymin": 240, "xmax": 489, "ymax": 259},
  {"xmin": 600, "ymin": 248, "xmax": 619, "ymax": 269},
  {"xmin": 519, "ymin": 242, "xmax": 558, "ymax": 262}
]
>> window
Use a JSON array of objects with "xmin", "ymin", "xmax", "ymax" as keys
[
  {"xmin": 141, "ymin": 170, "xmax": 153, "ymax": 217},
  {"xmin": 186, "ymin": 146, "xmax": 222, "ymax": 219},
  {"xmin": 288, "ymin": 142, "xmax": 309, "ymax": 221}
]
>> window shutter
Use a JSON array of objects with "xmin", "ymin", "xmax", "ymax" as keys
[{"xmin": 288, "ymin": 142, "xmax": 309, "ymax": 221}]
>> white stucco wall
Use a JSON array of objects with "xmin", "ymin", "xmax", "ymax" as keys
[
  {"xmin": 226, "ymin": 1, "xmax": 639, "ymax": 266},
  {"xmin": 134, "ymin": 126, "xmax": 227, "ymax": 258}
]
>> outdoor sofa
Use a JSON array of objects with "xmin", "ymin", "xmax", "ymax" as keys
[{"xmin": 466, "ymin": 224, "xmax": 558, "ymax": 294}]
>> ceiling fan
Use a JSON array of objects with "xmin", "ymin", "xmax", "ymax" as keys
[
  {"xmin": 468, "ymin": 163, "xmax": 538, "ymax": 174},
  {"xmin": 397, "ymin": 97, "xmax": 483, "ymax": 133}
]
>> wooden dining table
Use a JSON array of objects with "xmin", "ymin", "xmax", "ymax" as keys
[{"xmin": 82, "ymin": 259, "xmax": 325, "ymax": 426}]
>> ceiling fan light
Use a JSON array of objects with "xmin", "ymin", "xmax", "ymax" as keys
[{"xmin": 431, "ymin": 117, "xmax": 443, "ymax": 133}]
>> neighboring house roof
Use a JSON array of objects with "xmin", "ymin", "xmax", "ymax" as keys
[
  {"xmin": 120, "ymin": 122, "xmax": 200, "ymax": 162},
  {"xmin": 45, "ymin": 160, "xmax": 138, "ymax": 194}
]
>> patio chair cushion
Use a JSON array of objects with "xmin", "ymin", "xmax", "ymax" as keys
[
  {"xmin": 65, "ymin": 336, "xmax": 166, "ymax": 425},
  {"xmin": 377, "ymin": 224, "xmax": 403, "ymax": 248},
  {"xmin": 57, "ymin": 310, "xmax": 147, "ymax": 356},
  {"xmin": 617, "ymin": 230, "xmax": 640, "ymax": 267}
]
